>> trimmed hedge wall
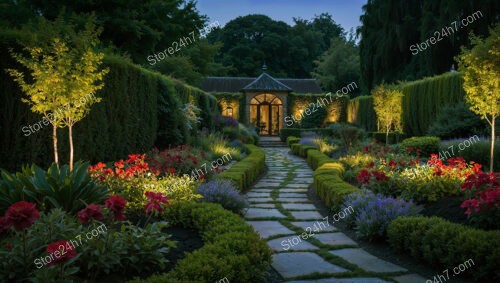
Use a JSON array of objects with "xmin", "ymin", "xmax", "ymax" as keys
[
  {"xmin": 0, "ymin": 30, "xmax": 217, "ymax": 171},
  {"xmin": 286, "ymin": 136, "xmax": 300, "ymax": 146},
  {"xmin": 289, "ymin": 144, "xmax": 361, "ymax": 210},
  {"xmin": 346, "ymin": 73, "xmax": 465, "ymax": 136},
  {"xmin": 388, "ymin": 216, "xmax": 500, "ymax": 282},
  {"xmin": 217, "ymin": 144, "xmax": 265, "ymax": 191},
  {"xmin": 347, "ymin": 96, "xmax": 377, "ymax": 131},
  {"xmin": 399, "ymin": 72, "xmax": 465, "ymax": 136},
  {"xmin": 137, "ymin": 202, "xmax": 272, "ymax": 282}
]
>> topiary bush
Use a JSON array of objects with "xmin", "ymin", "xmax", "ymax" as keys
[
  {"xmin": 399, "ymin": 136, "xmax": 440, "ymax": 157},
  {"xmin": 329, "ymin": 123, "xmax": 366, "ymax": 149},
  {"xmin": 217, "ymin": 145, "xmax": 265, "ymax": 191}
]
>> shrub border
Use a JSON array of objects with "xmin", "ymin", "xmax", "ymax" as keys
[
  {"xmin": 217, "ymin": 144, "xmax": 265, "ymax": 191},
  {"xmin": 289, "ymin": 143, "xmax": 360, "ymax": 210},
  {"xmin": 135, "ymin": 202, "xmax": 272, "ymax": 282},
  {"xmin": 387, "ymin": 216, "xmax": 500, "ymax": 282}
]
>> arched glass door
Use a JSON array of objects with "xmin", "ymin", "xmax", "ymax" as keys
[{"xmin": 249, "ymin": 94, "xmax": 283, "ymax": 135}]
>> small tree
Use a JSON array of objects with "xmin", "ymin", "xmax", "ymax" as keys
[
  {"xmin": 457, "ymin": 25, "xmax": 500, "ymax": 172},
  {"xmin": 8, "ymin": 17, "xmax": 108, "ymax": 170},
  {"xmin": 57, "ymin": 20, "xmax": 108, "ymax": 171},
  {"xmin": 372, "ymin": 84, "xmax": 403, "ymax": 145},
  {"xmin": 8, "ymin": 36, "xmax": 70, "ymax": 165}
]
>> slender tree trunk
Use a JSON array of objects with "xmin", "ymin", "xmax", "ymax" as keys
[
  {"xmin": 53, "ymin": 125, "xmax": 59, "ymax": 165},
  {"xmin": 69, "ymin": 125, "xmax": 74, "ymax": 171},
  {"xmin": 386, "ymin": 126, "xmax": 390, "ymax": 145},
  {"xmin": 490, "ymin": 117, "xmax": 495, "ymax": 172}
]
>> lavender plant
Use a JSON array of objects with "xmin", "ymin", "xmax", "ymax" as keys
[
  {"xmin": 196, "ymin": 179, "xmax": 249, "ymax": 214},
  {"xmin": 342, "ymin": 190, "xmax": 422, "ymax": 240}
]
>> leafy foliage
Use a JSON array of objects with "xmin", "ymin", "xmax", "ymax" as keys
[
  {"xmin": 427, "ymin": 102, "xmax": 488, "ymax": 138},
  {"xmin": 197, "ymin": 179, "xmax": 248, "ymax": 215},
  {"xmin": 372, "ymin": 85, "xmax": 403, "ymax": 144},
  {"xmin": 0, "ymin": 162, "xmax": 107, "ymax": 214}
]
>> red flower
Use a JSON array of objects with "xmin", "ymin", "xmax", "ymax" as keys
[
  {"xmin": 4, "ymin": 201, "xmax": 39, "ymax": 231},
  {"xmin": 0, "ymin": 216, "xmax": 10, "ymax": 234},
  {"xmin": 105, "ymin": 195, "xmax": 127, "ymax": 220},
  {"xmin": 366, "ymin": 162, "xmax": 375, "ymax": 169},
  {"xmin": 372, "ymin": 170, "xmax": 388, "ymax": 181},
  {"xmin": 77, "ymin": 204, "xmax": 103, "ymax": 223},
  {"xmin": 388, "ymin": 160, "xmax": 397, "ymax": 170},
  {"xmin": 145, "ymin": 191, "xmax": 170, "ymax": 213},
  {"xmin": 357, "ymin": 169, "xmax": 371, "ymax": 184},
  {"xmin": 406, "ymin": 146, "xmax": 413, "ymax": 153},
  {"xmin": 46, "ymin": 241, "xmax": 77, "ymax": 265}
]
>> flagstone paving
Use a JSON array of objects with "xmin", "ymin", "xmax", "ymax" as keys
[{"xmin": 244, "ymin": 147, "xmax": 425, "ymax": 282}]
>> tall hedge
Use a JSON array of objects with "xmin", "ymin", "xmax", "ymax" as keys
[
  {"xmin": 346, "ymin": 95, "xmax": 377, "ymax": 131},
  {"xmin": 0, "ymin": 30, "xmax": 216, "ymax": 171},
  {"xmin": 399, "ymin": 72, "xmax": 465, "ymax": 136}
]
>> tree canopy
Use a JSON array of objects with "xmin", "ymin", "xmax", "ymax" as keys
[{"xmin": 359, "ymin": 0, "xmax": 500, "ymax": 92}]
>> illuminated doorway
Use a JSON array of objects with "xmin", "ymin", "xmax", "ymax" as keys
[{"xmin": 249, "ymin": 94, "xmax": 283, "ymax": 136}]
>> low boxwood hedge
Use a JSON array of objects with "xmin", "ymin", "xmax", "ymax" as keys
[
  {"xmin": 217, "ymin": 144, "xmax": 265, "ymax": 191},
  {"xmin": 291, "ymin": 144, "xmax": 316, "ymax": 158},
  {"xmin": 286, "ymin": 136, "xmax": 300, "ymax": 146},
  {"xmin": 399, "ymin": 136, "xmax": 440, "ymax": 157},
  {"xmin": 290, "ymin": 144, "xmax": 361, "ymax": 211},
  {"xmin": 135, "ymin": 203, "xmax": 272, "ymax": 282},
  {"xmin": 387, "ymin": 216, "xmax": 500, "ymax": 282},
  {"xmin": 280, "ymin": 128, "xmax": 334, "ymax": 141}
]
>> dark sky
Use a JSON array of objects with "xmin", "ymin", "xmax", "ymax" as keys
[{"xmin": 196, "ymin": 0, "xmax": 367, "ymax": 32}]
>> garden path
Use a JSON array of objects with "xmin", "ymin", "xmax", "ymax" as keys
[{"xmin": 244, "ymin": 147, "xmax": 426, "ymax": 283}]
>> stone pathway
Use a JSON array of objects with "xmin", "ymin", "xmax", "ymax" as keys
[{"xmin": 244, "ymin": 147, "xmax": 426, "ymax": 283}]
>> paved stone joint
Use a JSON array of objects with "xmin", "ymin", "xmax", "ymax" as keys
[{"xmin": 244, "ymin": 147, "xmax": 426, "ymax": 282}]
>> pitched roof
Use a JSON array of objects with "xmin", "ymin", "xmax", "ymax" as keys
[
  {"xmin": 242, "ymin": 72, "xmax": 292, "ymax": 92},
  {"xmin": 200, "ymin": 75, "xmax": 323, "ymax": 94}
]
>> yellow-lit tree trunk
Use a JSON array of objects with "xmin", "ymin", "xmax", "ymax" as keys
[
  {"xmin": 52, "ymin": 125, "xmax": 59, "ymax": 165},
  {"xmin": 490, "ymin": 117, "xmax": 495, "ymax": 172},
  {"xmin": 69, "ymin": 124, "xmax": 74, "ymax": 171}
]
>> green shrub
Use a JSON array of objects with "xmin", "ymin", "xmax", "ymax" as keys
[
  {"xmin": 387, "ymin": 216, "xmax": 500, "ymax": 282},
  {"xmin": 399, "ymin": 136, "xmax": 440, "ymax": 157},
  {"xmin": 300, "ymin": 104, "xmax": 328, "ymax": 128},
  {"xmin": 291, "ymin": 144, "xmax": 316, "ymax": 157},
  {"xmin": 369, "ymin": 132, "xmax": 405, "ymax": 144},
  {"xmin": 440, "ymin": 139, "xmax": 500, "ymax": 171},
  {"xmin": 0, "ymin": 162, "xmax": 107, "ymax": 214},
  {"xmin": 279, "ymin": 128, "xmax": 334, "ymax": 142},
  {"xmin": 138, "ymin": 203, "xmax": 271, "ymax": 283},
  {"xmin": 217, "ymin": 145, "xmax": 265, "ymax": 191},
  {"xmin": 222, "ymin": 126, "xmax": 240, "ymax": 140},
  {"xmin": 329, "ymin": 123, "xmax": 367, "ymax": 148},
  {"xmin": 286, "ymin": 136, "xmax": 300, "ymax": 146},
  {"xmin": 427, "ymin": 102, "xmax": 488, "ymax": 139}
]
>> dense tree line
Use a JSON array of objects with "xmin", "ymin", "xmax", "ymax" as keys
[
  {"xmin": 359, "ymin": 0, "xmax": 500, "ymax": 92},
  {"xmin": 207, "ymin": 13, "xmax": 346, "ymax": 78}
]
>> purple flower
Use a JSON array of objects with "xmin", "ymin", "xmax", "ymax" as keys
[{"xmin": 197, "ymin": 179, "xmax": 248, "ymax": 214}]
